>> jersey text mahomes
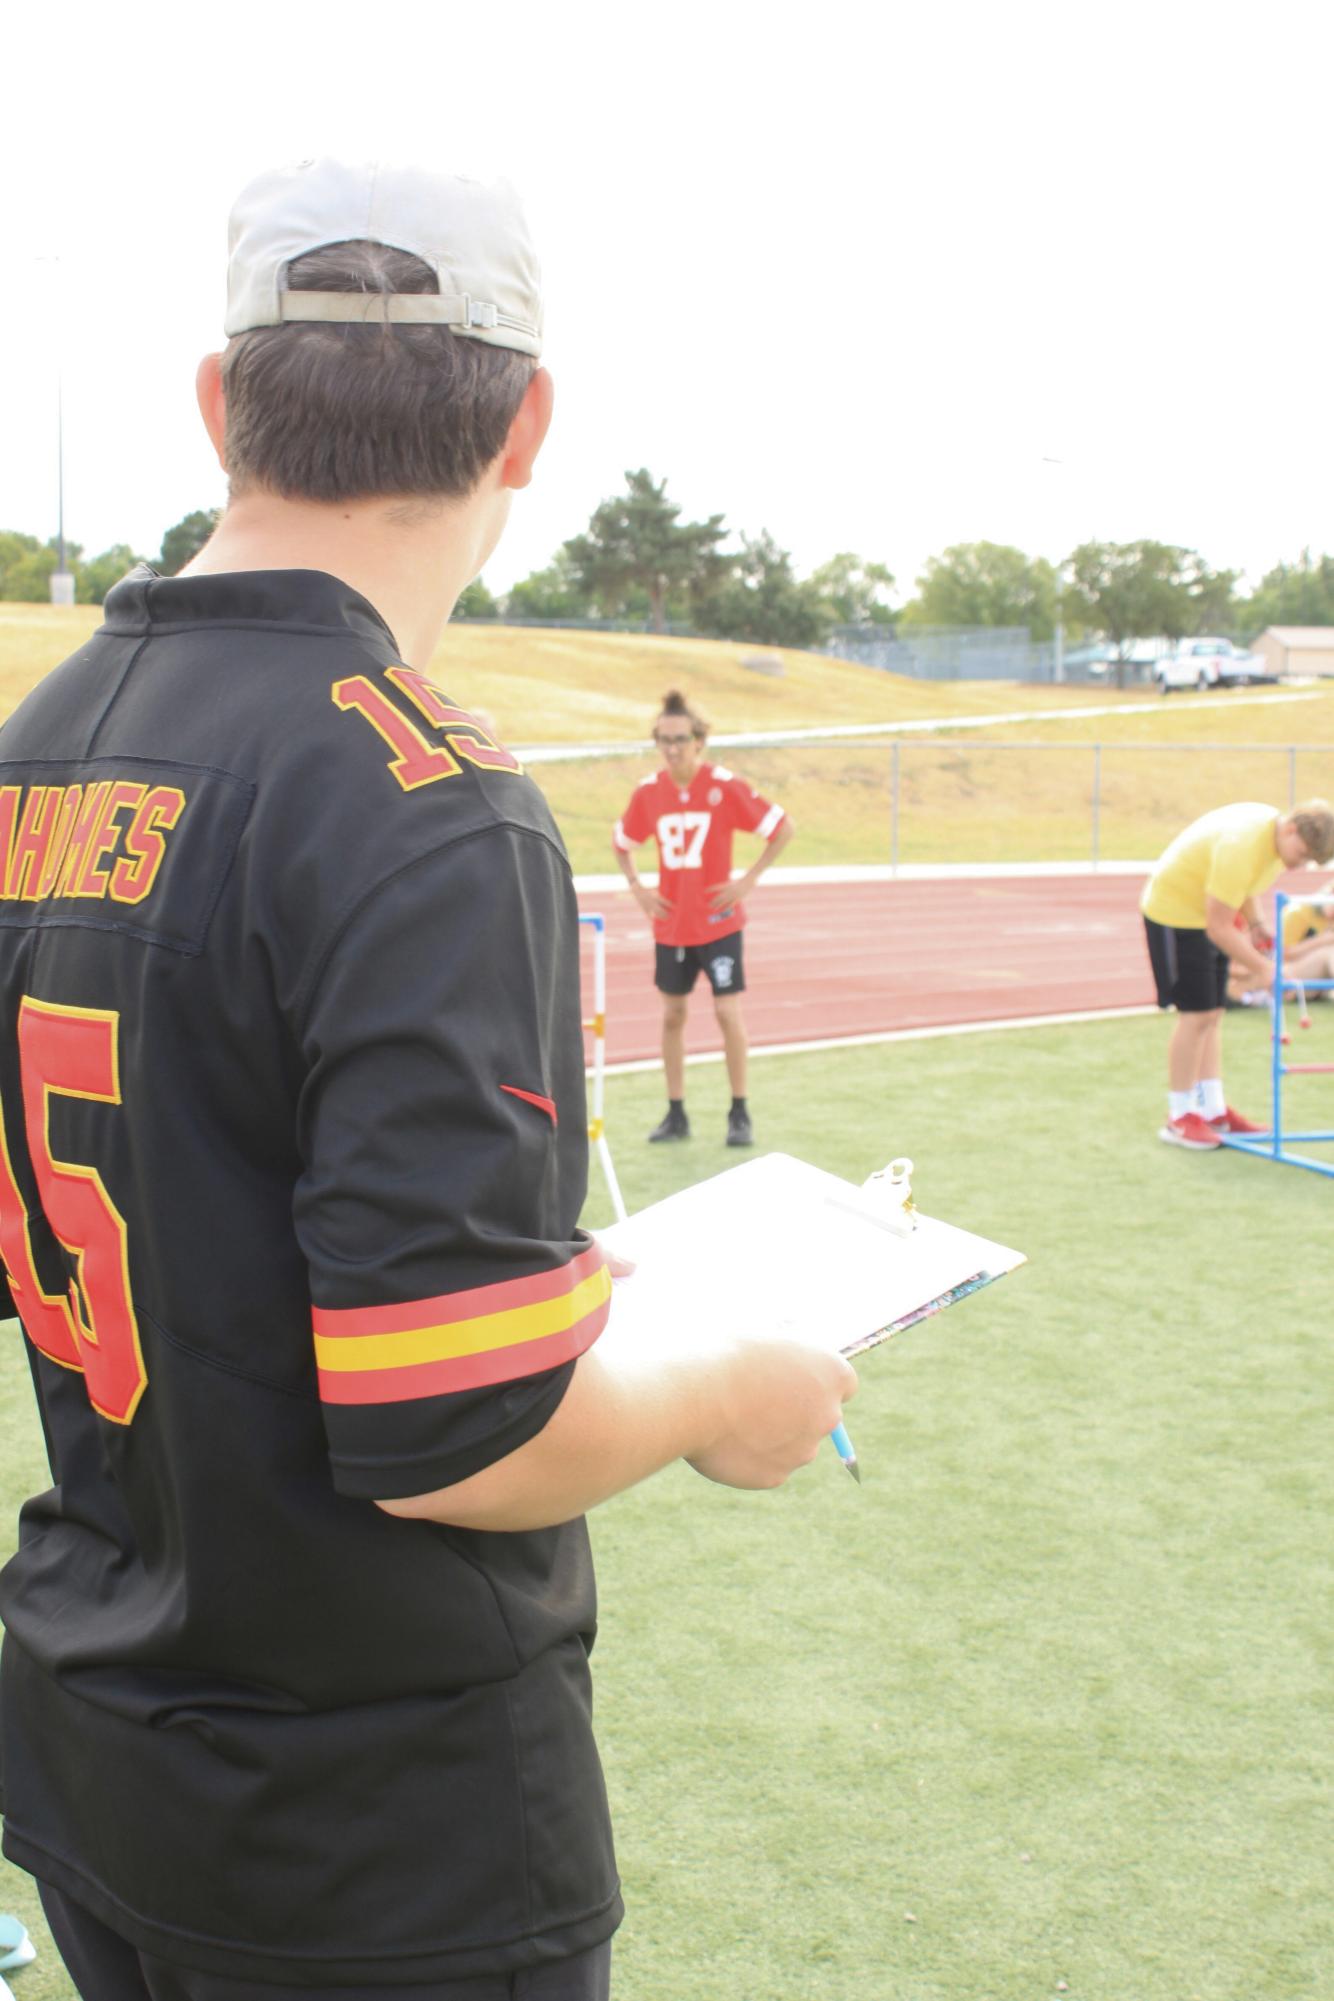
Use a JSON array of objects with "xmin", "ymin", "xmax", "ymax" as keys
[{"xmin": 0, "ymin": 781, "xmax": 186, "ymax": 906}]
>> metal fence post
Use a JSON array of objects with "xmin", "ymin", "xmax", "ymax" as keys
[
  {"xmin": 1092, "ymin": 743, "xmax": 1102, "ymax": 869},
  {"xmin": 891, "ymin": 741, "xmax": 900, "ymax": 874}
]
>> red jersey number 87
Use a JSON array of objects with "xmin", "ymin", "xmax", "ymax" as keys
[{"xmin": 656, "ymin": 812, "xmax": 711, "ymax": 870}]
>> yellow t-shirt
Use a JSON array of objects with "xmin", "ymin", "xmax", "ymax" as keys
[
  {"xmin": 1282, "ymin": 899, "xmax": 1334, "ymax": 948},
  {"xmin": 1141, "ymin": 802, "xmax": 1283, "ymax": 930}
]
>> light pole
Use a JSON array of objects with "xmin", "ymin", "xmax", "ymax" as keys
[
  {"xmin": 39, "ymin": 257, "xmax": 76, "ymax": 606},
  {"xmin": 50, "ymin": 371, "xmax": 75, "ymax": 605},
  {"xmin": 1041, "ymin": 457, "xmax": 1065, "ymax": 684}
]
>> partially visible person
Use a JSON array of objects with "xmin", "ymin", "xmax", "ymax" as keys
[
  {"xmin": 1227, "ymin": 884, "xmax": 1334, "ymax": 1004},
  {"xmin": 1278, "ymin": 886, "xmax": 1334, "ymax": 992},
  {"xmin": 613, "ymin": 691, "xmax": 793, "ymax": 1147},
  {"xmin": 1141, "ymin": 800, "xmax": 1334, "ymax": 1147}
]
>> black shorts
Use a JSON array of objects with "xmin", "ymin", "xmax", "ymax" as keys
[
  {"xmin": 1143, "ymin": 916, "xmax": 1229, "ymax": 1013},
  {"xmin": 655, "ymin": 932, "xmax": 746, "ymax": 997},
  {"xmin": 36, "ymin": 1882, "xmax": 612, "ymax": 2001}
]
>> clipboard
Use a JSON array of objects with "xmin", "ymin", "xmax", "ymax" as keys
[{"xmin": 598, "ymin": 1152, "xmax": 1025, "ymax": 1356}]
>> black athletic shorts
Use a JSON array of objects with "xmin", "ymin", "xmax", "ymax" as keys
[
  {"xmin": 1143, "ymin": 915, "xmax": 1229, "ymax": 1012},
  {"xmin": 36, "ymin": 1883, "xmax": 613, "ymax": 2001},
  {"xmin": 655, "ymin": 931, "xmax": 745, "ymax": 997}
]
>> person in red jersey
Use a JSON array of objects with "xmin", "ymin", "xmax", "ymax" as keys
[{"xmin": 613, "ymin": 691, "xmax": 794, "ymax": 1147}]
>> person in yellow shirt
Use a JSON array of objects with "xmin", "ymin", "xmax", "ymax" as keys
[{"xmin": 1141, "ymin": 800, "xmax": 1334, "ymax": 1148}]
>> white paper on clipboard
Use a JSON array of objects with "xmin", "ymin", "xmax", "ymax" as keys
[{"xmin": 597, "ymin": 1152, "xmax": 1025, "ymax": 1356}]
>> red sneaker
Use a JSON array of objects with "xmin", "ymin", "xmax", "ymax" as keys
[
  {"xmin": 1209, "ymin": 1106, "xmax": 1268, "ymax": 1136},
  {"xmin": 1159, "ymin": 1112, "xmax": 1223, "ymax": 1150}
]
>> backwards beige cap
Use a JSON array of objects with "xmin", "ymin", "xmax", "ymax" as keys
[{"xmin": 224, "ymin": 158, "xmax": 542, "ymax": 356}]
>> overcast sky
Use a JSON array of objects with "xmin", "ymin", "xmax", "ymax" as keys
[{"xmin": 3, "ymin": 0, "xmax": 1330, "ymax": 600}]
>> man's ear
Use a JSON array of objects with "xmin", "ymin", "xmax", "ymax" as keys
[
  {"xmin": 195, "ymin": 354, "xmax": 228, "ymax": 468},
  {"xmin": 499, "ymin": 367, "xmax": 554, "ymax": 491}
]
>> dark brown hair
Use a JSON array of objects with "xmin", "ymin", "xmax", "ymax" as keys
[
  {"xmin": 655, "ymin": 689, "xmax": 709, "ymax": 740},
  {"xmin": 220, "ymin": 241, "xmax": 535, "ymax": 504}
]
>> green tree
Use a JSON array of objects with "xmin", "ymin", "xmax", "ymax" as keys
[
  {"xmin": 808, "ymin": 552, "xmax": 896, "ymax": 627},
  {"xmin": 504, "ymin": 549, "xmax": 595, "ymax": 621},
  {"xmin": 454, "ymin": 578, "xmax": 500, "ymax": 619},
  {"xmin": 159, "ymin": 509, "xmax": 220, "ymax": 576},
  {"xmin": 899, "ymin": 541, "xmax": 1059, "ymax": 640},
  {"xmin": 701, "ymin": 532, "xmax": 830, "ymax": 650},
  {"xmin": 1165, "ymin": 553, "xmax": 1239, "ymax": 640},
  {"xmin": 0, "ymin": 531, "xmax": 82, "ymax": 601},
  {"xmin": 1237, "ymin": 549, "xmax": 1334, "ymax": 639},
  {"xmin": 563, "ymin": 469, "xmax": 726, "ymax": 633},
  {"xmin": 0, "ymin": 530, "xmax": 47, "ymax": 600},
  {"xmin": 1062, "ymin": 540, "xmax": 1201, "ymax": 687},
  {"xmin": 78, "ymin": 544, "xmax": 144, "ymax": 604}
]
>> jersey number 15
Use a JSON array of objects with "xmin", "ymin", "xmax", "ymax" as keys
[{"xmin": 0, "ymin": 999, "xmax": 146, "ymax": 1424}]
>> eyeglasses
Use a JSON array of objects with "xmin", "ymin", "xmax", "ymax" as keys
[{"xmin": 654, "ymin": 733, "xmax": 695, "ymax": 746}]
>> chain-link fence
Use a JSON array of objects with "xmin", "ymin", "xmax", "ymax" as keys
[{"xmin": 532, "ymin": 740, "xmax": 1334, "ymax": 875}]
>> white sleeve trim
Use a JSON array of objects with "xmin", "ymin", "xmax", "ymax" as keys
[
  {"xmin": 613, "ymin": 819, "xmax": 634, "ymax": 852},
  {"xmin": 759, "ymin": 804, "xmax": 786, "ymax": 839}
]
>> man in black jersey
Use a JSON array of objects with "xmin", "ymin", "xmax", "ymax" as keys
[{"xmin": 0, "ymin": 160, "xmax": 855, "ymax": 1999}]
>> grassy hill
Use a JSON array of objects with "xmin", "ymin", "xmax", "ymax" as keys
[
  {"xmin": 0, "ymin": 602, "xmax": 1171, "ymax": 744},
  {"xmin": 427, "ymin": 623, "xmax": 1139, "ymax": 744},
  {"xmin": 4, "ymin": 607, "xmax": 1333, "ymax": 869}
]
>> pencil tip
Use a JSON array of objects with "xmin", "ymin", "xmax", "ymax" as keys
[{"xmin": 844, "ymin": 1459, "xmax": 862, "ymax": 1484}]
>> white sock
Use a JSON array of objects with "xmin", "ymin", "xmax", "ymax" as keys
[
  {"xmin": 1196, "ymin": 1079, "xmax": 1226, "ymax": 1119},
  {"xmin": 1169, "ymin": 1090, "xmax": 1193, "ymax": 1120}
]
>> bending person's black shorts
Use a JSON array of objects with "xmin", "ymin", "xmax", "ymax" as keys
[
  {"xmin": 1143, "ymin": 916, "xmax": 1229, "ymax": 1012},
  {"xmin": 655, "ymin": 931, "xmax": 746, "ymax": 997}
]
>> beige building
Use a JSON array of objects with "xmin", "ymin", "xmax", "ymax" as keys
[{"xmin": 1251, "ymin": 626, "xmax": 1334, "ymax": 678}]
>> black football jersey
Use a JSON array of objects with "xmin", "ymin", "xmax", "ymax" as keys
[{"xmin": 0, "ymin": 569, "xmax": 620, "ymax": 1983}]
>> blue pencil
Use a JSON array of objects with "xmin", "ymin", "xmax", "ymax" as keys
[{"xmin": 829, "ymin": 1421, "xmax": 861, "ymax": 1483}]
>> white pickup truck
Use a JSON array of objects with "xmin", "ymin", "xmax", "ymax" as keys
[{"xmin": 1155, "ymin": 637, "xmax": 1276, "ymax": 693}]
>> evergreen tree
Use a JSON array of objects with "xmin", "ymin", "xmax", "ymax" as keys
[{"xmin": 563, "ymin": 470, "xmax": 726, "ymax": 632}]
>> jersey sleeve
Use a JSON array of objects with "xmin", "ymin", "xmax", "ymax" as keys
[
  {"xmin": 614, "ymin": 779, "xmax": 656, "ymax": 851},
  {"xmin": 724, "ymin": 772, "xmax": 785, "ymax": 839},
  {"xmin": 292, "ymin": 821, "xmax": 608, "ymax": 1501}
]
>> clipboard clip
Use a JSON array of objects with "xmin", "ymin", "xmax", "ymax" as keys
[{"xmin": 824, "ymin": 1156, "xmax": 917, "ymax": 1239}]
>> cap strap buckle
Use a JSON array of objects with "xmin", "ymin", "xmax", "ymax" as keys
[{"xmin": 277, "ymin": 290, "xmax": 500, "ymax": 329}]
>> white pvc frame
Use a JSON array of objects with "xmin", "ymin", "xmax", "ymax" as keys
[{"xmin": 578, "ymin": 914, "xmax": 628, "ymax": 1222}]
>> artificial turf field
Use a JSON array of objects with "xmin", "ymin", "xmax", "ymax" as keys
[{"xmin": 1, "ymin": 1012, "xmax": 1331, "ymax": 1999}]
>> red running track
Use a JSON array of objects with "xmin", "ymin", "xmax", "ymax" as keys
[{"xmin": 577, "ymin": 873, "xmax": 1161, "ymax": 1068}]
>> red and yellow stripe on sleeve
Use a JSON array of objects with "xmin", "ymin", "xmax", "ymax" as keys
[{"xmin": 312, "ymin": 1242, "xmax": 611, "ymax": 1404}]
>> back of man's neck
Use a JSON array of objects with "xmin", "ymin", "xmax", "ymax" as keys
[{"xmin": 182, "ymin": 491, "xmax": 483, "ymax": 667}]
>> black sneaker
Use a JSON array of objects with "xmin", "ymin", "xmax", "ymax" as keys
[
  {"xmin": 648, "ymin": 1108, "xmax": 690, "ymax": 1143},
  {"xmin": 726, "ymin": 1106, "xmax": 754, "ymax": 1147}
]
